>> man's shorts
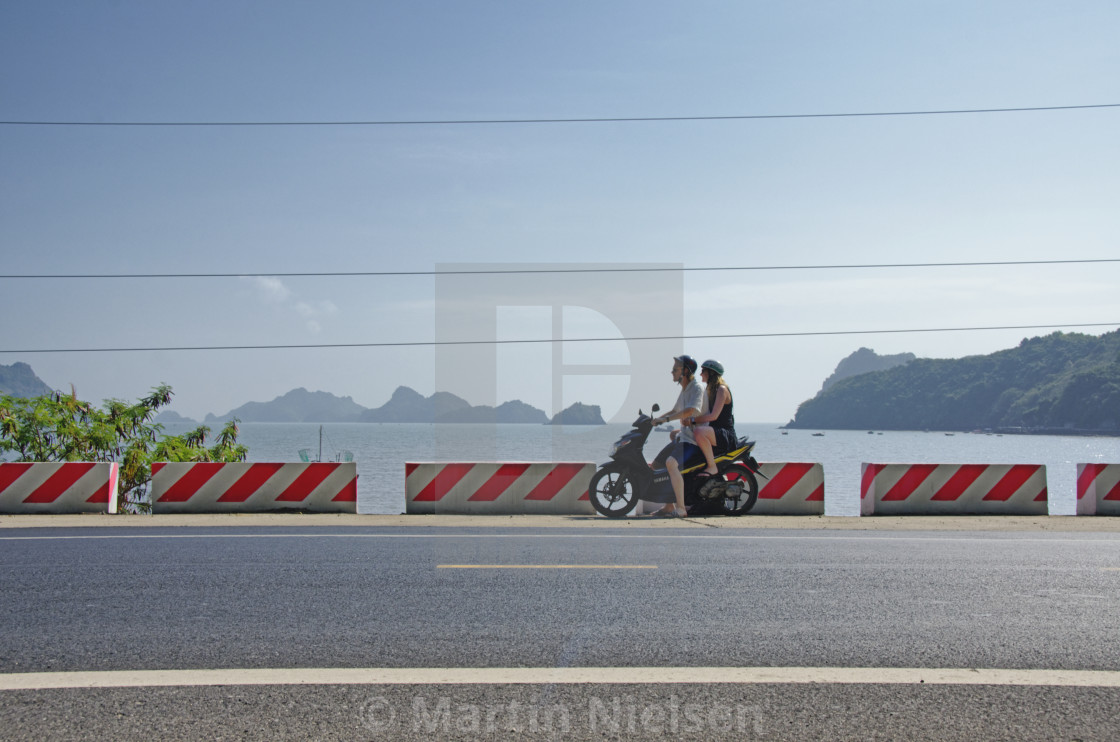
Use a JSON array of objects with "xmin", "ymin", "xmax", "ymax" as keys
[{"xmin": 652, "ymin": 439, "xmax": 700, "ymax": 470}]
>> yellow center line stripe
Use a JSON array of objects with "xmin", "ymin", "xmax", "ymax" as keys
[{"xmin": 437, "ymin": 564, "xmax": 658, "ymax": 570}]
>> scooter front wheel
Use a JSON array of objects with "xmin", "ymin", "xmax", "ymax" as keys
[{"xmin": 588, "ymin": 464, "xmax": 639, "ymax": 518}]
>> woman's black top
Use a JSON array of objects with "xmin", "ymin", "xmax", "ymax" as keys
[{"xmin": 709, "ymin": 386, "xmax": 737, "ymax": 453}]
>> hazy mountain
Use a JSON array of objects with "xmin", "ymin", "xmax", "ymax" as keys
[
  {"xmin": 0, "ymin": 362, "xmax": 53, "ymax": 398},
  {"xmin": 787, "ymin": 331, "xmax": 1120, "ymax": 433},
  {"xmin": 199, "ymin": 385, "xmax": 557, "ymax": 424},
  {"xmin": 548, "ymin": 402, "xmax": 606, "ymax": 425},
  {"xmin": 153, "ymin": 410, "xmax": 199, "ymax": 425},
  {"xmin": 4, "ymin": 366, "xmax": 582, "ymax": 427},
  {"xmin": 360, "ymin": 386, "xmax": 549, "ymax": 423},
  {"xmin": 206, "ymin": 387, "xmax": 367, "ymax": 423},
  {"xmin": 494, "ymin": 400, "xmax": 551, "ymax": 424},
  {"xmin": 820, "ymin": 347, "xmax": 916, "ymax": 392},
  {"xmin": 360, "ymin": 386, "xmax": 470, "ymax": 422},
  {"xmin": 437, "ymin": 399, "xmax": 550, "ymax": 424}
]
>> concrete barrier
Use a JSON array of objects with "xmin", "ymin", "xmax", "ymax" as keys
[
  {"xmin": 151, "ymin": 462, "xmax": 357, "ymax": 514},
  {"xmin": 1076, "ymin": 464, "xmax": 1120, "ymax": 516},
  {"xmin": 405, "ymin": 462, "xmax": 596, "ymax": 515},
  {"xmin": 861, "ymin": 463, "xmax": 1048, "ymax": 516},
  {"xmin": 0, "ymin": 462, "xmax": 119, "ymax": 514},
  {"xmin": 752, "ymin": 462, "xmax": 824, "ymax": 515}
]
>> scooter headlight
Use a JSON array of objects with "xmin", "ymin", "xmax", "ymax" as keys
[{"xmin": 609, "ymin": 439, "xmax": 630, "ymax": 457}]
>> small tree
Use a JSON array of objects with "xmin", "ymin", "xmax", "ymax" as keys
[{"xmin": 0, "ymin": 385, "xmax": 247, "ymax": 512}]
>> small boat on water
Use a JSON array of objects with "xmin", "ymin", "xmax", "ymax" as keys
[
  {"xmin": 812, "ymin": 432, "xmax": 825, "ymax": 437},
  {"xmin": 298, "ymin": 425, "xmax": 354, "ymax": 463}
]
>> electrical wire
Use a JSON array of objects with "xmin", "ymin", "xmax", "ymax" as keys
[
  {"xmin": 2, "ymin": 103, "xmax": 1117, "ymax": 127},
  {"xmin": 3, "ymin": 322, "xmax": 1116, "ymax": 354},
  {"xmin": 3, "ymin": 258, "xmax": 1119, "ymax": 280}
]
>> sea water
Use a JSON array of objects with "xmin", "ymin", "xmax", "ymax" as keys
[{"xmin": 160, "ymin": 422, "xmax": 1120, "ymax": 516}]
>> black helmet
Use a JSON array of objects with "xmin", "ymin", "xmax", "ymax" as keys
[
  {"xmin": 674, "ymin": 355, "xmax": 698, "ymax": 374},
  {"xmin": 701, "ymin": 359, "xmax": 725, "ymax": 376}
]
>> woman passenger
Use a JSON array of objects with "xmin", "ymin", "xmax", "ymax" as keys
[{"xmin": 692, "ymin": 359, "xmax": 736, "ymax": 477}]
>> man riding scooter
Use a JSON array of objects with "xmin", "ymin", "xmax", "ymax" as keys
[
  {"xmin": 648, "ymin": 355, "xmax": 704, "ymax": 518},
  {"xmin": 587, "ymin": 359, "xmax": 763, "ymax": 518}
]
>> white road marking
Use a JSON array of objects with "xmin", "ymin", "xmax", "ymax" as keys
[
  {"xmin": 1, "ymin": 532, "xmax": 1118, "ymax": 545},
  {"xmin": 3, "ymin": 667, "xmax": 1120, "ymax": 691}
]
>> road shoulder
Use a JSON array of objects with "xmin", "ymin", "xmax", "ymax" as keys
[{"xmin": 2, "ymin": 513, "xmax": 1119, "ymax": 532}]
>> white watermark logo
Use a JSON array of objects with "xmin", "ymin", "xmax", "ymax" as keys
[
  {"xmin": 434, "ymin": 262, "xmax": 683, "ymax": 423},
  {"xmin": 358, "ymin": 693, "xmax": 763, "ymax": 736},
  {"xmin": 589, "ymin": 694, "xmax": 762, "ymax": 735},
  {"xmin": 358, "ymin": 696, "xmax": 397, "ymax": 733}
]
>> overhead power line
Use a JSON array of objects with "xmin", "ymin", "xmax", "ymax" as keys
[
  {"xmin": 1, "ymin": 103, "xmax": 1117, "ymax": 128},
  {"xmin": 3, "ymin": 258, "xmax": 1119, "ymax": 280},
  {"xmin": 3, "ymin": 322, "xmax": 1116, "ymax": 354}
]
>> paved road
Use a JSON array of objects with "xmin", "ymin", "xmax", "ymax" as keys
[{"xmin": 2, "ymin": 523, "xmax": 1119, "ymax": 740}]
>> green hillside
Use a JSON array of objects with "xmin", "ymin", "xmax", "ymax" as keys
[{"xmin": 786, "ymin": 331, "xmax": 1120, "ymax": 433}]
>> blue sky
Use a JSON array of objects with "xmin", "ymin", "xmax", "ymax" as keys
[{"xmin": 2, "ymin": 1, "xmax": 1118, "ymax": 422}]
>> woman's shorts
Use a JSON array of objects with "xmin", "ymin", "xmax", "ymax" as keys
[{"xmin": 713, "ymin": 427, "xmax": 739, "ymax": 454}]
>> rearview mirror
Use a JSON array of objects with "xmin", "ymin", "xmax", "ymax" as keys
[{"xmin": 652, "ymin": 404, "xmax": 660, "ymax": 413}]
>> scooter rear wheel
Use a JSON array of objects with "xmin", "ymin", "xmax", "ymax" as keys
[
  {"xmin": 588, "ymin": 465, "xmax": 639, "ymax": 518},
  {"xmin": 719, "ymin": 462, "xmax": 759, "ymax": 516}
]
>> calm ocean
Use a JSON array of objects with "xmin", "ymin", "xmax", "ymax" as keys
[{"xmin": 161, "ymin": 421, "xmax": 1120, "ymax": 516}]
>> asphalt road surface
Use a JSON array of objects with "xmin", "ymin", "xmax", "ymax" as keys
[{"xmin": 2, "ymin": 521, "xmax": 1119, "ymax": 740}]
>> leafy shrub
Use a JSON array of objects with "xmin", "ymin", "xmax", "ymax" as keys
[{"xmin": 0, "ymin": 385, "xmax": 247, "ymax": 512}]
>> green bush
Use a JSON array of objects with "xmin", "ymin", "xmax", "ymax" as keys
[{"xmin": 0, "ymin": 385, "xmax": 247, "ymax": 512}]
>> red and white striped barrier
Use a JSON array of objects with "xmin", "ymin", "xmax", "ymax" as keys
[
  {"xmin": 752, "ymin": 462, "xmax": 824, "ymax": 515},
  {"xmin": 0, "ymin": 462, "xmax": 119, "ymax": 514},
  {"xmin": 1076, "ymin": 464, "xmax": 1120, "ymax": 516},
  {"xmin": 405, "ymin": 462, "xmax": 596, "ymax": 515},
  {"xmin": 151, "ymin": 462, "xmax": 357, "ymax": 514},
  {"xmin": 861, "ymin": 463, "xmax": 1048, "ymax": 515}
]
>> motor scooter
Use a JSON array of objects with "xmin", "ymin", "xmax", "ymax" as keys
[{"xmin": 588, "ymin": 404, "xmax": 761, "ymax": 518}]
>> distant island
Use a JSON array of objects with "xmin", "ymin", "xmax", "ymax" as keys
[
  {"xmin": 818, "ymin": 347, "xmax": 916, "ymax": 392},
  {"xmin": 153, "ymin": 410, "xmax": 198, "ymax": 425},
  {"xmin": 357, "ymin": 386, "xmax": 551, "ymax": 424},
  {"xmin": 205, "ymin": 386, "xmax": 604, "ymax": 425},
  {"xmin": 0, "ymin": 367, "xmax": 606, "ymax": 426},
  {"xmin": 206, "ymin": 388, "xmax": 368, "ymax": 424},
  {"xmin": 547, "ymin": 402, "xmax": 605, "ymax": 425},
  {"xmin": 0, "ymin": 362, "xmax": 53, "ymax": 398},
  {"xmin": 786, "ymin": 331, "xmax": 1120, "ymax": 434}
]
